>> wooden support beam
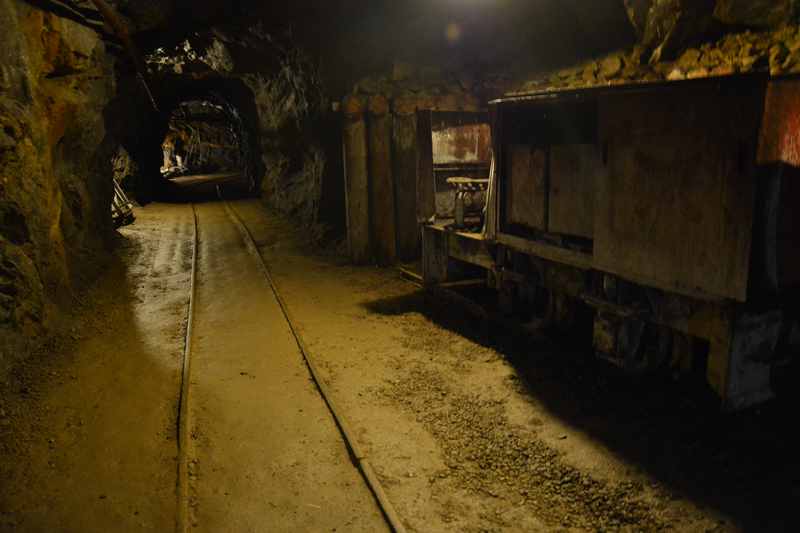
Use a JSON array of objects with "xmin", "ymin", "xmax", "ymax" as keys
[
  {"xmin": 342, "ymin": 97, "xmax": 371, "ymax": 264},
  {"xmin": 392, "ymin": 111, "xmax": 420, "ymax": 261},
  {"xmin": 422, "ymin": 226, "xmax": 449, "ymax": 285},
  {"xmin": 368, "ymin": 96, "xmax": 397, "ymax": 265},
  {"xmin": 496, "ymin": 232, "xmax": 594, "ymax": 271},
  {"xmin": 416, "ymin": 110, "xmax": 435, "ymax": 224}
]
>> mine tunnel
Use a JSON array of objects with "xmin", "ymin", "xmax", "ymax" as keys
[
  {"xmin": 1, "ymin": 1, "xmax": 800, "ymax": 531},
  {"xmin": 158, "ymin": 97, "xmax": 250, "ymax": 195}
]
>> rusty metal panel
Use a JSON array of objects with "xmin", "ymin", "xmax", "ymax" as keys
[
  {"xmin": 758, "ymin": 78, "xmax": 800, "ymax": 167},
  {"xmin": 431, "ymin": 123, "xmax": 491, "ymax": 164},
  {"xmin": 596, "ymin": 83, "xmax": 763, "ymax": 302},
  {"xmin": 506, "ymin": 145, "xmax": 547, "ymax": 231},
  {"xmin": 549, "ymin": 144, "xmax": 600, "ymax": 239}
]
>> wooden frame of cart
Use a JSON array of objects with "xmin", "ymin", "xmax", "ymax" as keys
[{"xmin": 421, "ymin": 74, "xmax": 800, "ymax": 411}]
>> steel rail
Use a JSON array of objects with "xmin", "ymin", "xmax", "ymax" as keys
[
  {"xmin": 219, "ymin": 192, "xmax": 408, "ymax": 533},
  {"xmin": 175, "ymin": 204, "xmax": 198, "ymax": 533}
]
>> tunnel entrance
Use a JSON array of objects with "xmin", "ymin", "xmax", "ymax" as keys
[
  {"xmin": 161, "ymin": 99, "xmax": 241, "ymax": 178},
  {"xmin": 160, "ymin": 95, "xmax": 253, "ymax": 199},
  {"xmin": 104, "ymin": 77, "xmax": 264, "ymax": 208}
]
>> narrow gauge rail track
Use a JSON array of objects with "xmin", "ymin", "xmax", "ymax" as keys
[
  {"xmin": 173, "ymin": 196, "xmax": 406, "ymax": 533},
  {"xmin": 176, "ymin": 203, "xmax": 198, "ymax": 533}
]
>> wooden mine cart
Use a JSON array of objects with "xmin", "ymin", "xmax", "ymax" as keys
[{"xmin": 421, "ymin": 75, "xmax": 800, "ymax": 410}]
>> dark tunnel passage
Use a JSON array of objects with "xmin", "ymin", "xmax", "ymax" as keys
[
  {"xmin": 156, "ymin": 94, "xmax": 253, "ymax": 200},
  {"xmin": 161, "ymin": 99, "xmax": 244, "ymax": 178},
  {"xmin": 108, "ymin": 76, "xmax": 266, "ymax": 206}
]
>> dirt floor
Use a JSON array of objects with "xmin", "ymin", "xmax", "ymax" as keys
[
  {"xmin": 185, "ymin": 201, "xmax": 386, "ymax": 532},
  {"xmin": 0, "ymin": 204, "xmax": 193, "ymax": 531},
  {"xmin": 1, "ymin": 197, "xmax": 797, "ymax": 532},
  {"xmin": 231, "ymin": 200, "xmax": 799, "ymax": 533},
  {"xmin": 0, "ymin": 200, "xmax": 387, "ymax": 533}
]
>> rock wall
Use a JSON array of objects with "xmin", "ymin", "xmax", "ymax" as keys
[
  {"xmin": 521, "ymin": 1, "xmax": 800, "ymax": 93},
  {"xmin": 0, "ymin": 0, "xmax": 116, "ymax": 369},
  {"xmin": 623, "ymin": 0, "xmax": 797, "ymax": 62},
  {"xmin": 242, "ymin": 44, "xmax": 328, "ymax": 228},
  {"xmin": 715, "ymin": 0, "xmax": 796, "ymax": 28}
]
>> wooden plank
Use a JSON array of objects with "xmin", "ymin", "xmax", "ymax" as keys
[
  {"xmin": 399, "ymin": 265, "xmax": 423, "ymax": 284},
  {"xmin": 431, "ymin": 123, "xmax": 491, "ymax": 164},
  {"xmin": 429, "ymin": 219, "xmax": 486, "ymax": 241},
  {"xmin": 416, "ymin": 110, "xmax": 435, "ymax": 223},
  {"xmin": 506, "ymin": 145, "xmax": 547, "ymax": 230},
  {"xmin": 392, "ymin": 113, "xmax": 420, "ymax": 261},
  {"xmin": 596, "ymin": 85, "xmax": 763, "ymax": 302},
  {"xmin": 447, "ymin": 233, "xmax": 494, "ymax": 270},
  {"xmin": 422, "ymin": 225, "xmax": 449, "ymax": 284},
  {"xmin": 368, "ymin": 97, "xmax": 397, "ymax": 265},
  {"xmin": 497, "ymin": 232, "xmax": 593, "ymax": 271},
  {"xmin": 549, "ymin": 144, "xmax": 599, "ymax": 239},
  {"xmin": 342, "ymin": 106, "xmax": 371, "ymax": 264}
]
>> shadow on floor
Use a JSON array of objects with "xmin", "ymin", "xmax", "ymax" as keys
[{"xmin": 362, "ymin": 286, "xmax": 799, "ymax": 532}]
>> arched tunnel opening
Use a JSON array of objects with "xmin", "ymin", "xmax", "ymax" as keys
[
  {"xmin": 158, "ymin": 94, "xmax": 252, "ymax": 199},
  {"xmin": 111, "ymin": 92, "xmax": 256, "ymax": 225},
  {"xmin": 112, "ymin": 77, "xmax": 265, "ymax": 207},
  {"xmin": 161, "ymin": 99, "xmax": 244, "ymax": 179}
]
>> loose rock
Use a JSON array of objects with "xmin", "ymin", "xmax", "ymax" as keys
[
  {"xmin": 600, "ymin": 55, "xmax": 623, "ymax": 79},
  {"xmin": 381, "ymin": 366, "xmax": 661, "ymax": 530}
]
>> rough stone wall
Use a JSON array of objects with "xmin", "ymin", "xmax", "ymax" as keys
[
  {"xmin": 520, "ymin": 1, "xmax": 800, "ymax": 93},
  {"xmin": 0, "ymin": 0, "xmax": 116, "ymax": 368},
  {"xmin": 242, "ymin": 44, "xmax": 327, "ymax": 228}
]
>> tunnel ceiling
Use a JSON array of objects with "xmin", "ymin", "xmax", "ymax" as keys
[
  {"xmin": 59, "ymin": 0, "xmax": 638, "ymax": 95},
  {"xmin": 56, "ymin": 0, "xmax": 797, "ymax": 98}
]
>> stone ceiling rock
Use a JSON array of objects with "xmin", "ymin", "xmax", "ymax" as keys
[
  {"xmin": 638, "ymin": 0, "xmax": 719, "ymax": 62},
  {"xmin": 623, "ymin": 0, "xmax": 797, "ymax": 64},
  {"xmin": 624, "ymin": 0, "xmax": 652, "ymax": 38},
  {"xmin": 714, "ymin": 0, "xmax": 796, "ymax": 29}
]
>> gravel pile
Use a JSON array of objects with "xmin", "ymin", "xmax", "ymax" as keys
[{"xmin": 382, "ymin": 366, "xmax": 664, "ymax": 531}]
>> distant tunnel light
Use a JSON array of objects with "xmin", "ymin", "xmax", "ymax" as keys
[{"xmin": 445, "ymin": 23, "xmax": 462, "ymax": 44}]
